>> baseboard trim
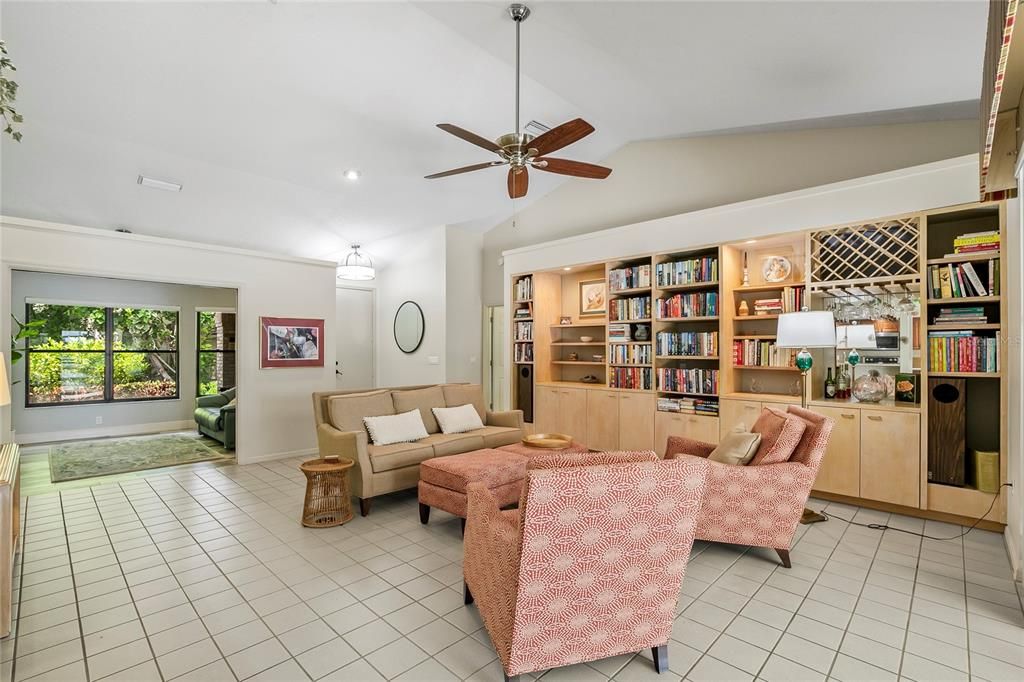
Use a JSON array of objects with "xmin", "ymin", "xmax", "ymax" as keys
[
  {"xmin": 16, "ymin": 420, "xmax": 195, "ymax": 445},
  {"xmin": 239, "ymin": 447, "xmax": 317, "ymax": 465}
]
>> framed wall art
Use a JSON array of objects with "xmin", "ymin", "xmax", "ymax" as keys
[{"xmin": 260, "ymin": 317, "xmax": 325, "ymax": 368}]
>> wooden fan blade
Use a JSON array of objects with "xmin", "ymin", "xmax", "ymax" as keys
[
  {"xmin": 533, "ymin": 157, "xmax": 612, "ymax": 179},
  {"xmin": 425, "ymin": 161, "xmax": 505, "ymax": 179},
  {"xmin": 437, "ymin": 124, "xmax": 502, "ymax": 153},
  {"xmin": 529, "ymin": 118, "xmax": 595, "ymax": 156},
  {"xmin": 508, "ymin": 167, "xmax": 529, "ymax": 199}
]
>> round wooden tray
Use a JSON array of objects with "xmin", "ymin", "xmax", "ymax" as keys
[{"xmin": 522, "ymin": 433, "xmax": 573, "ymax": 449}]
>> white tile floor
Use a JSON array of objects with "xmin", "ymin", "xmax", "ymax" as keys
[{"xmin": 3, "ymin": 458, "xmax": 1024, "ymax": 681}]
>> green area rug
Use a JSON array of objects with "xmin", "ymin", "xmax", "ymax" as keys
[{"xmin": 49, "ymin": 433, "xmax": 229, "ymax": 483}]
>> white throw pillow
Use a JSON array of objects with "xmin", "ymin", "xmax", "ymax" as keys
[
  {"xmin": 363, "ymin": 409, "xmax": 429, "ymax": 446},
  {"xmin": 432, "ymin": 404, "xmax": 485, "ymax": 434},
  {"xmin": 708, "ymin": 427, "xmax": 762, "ymax": 466}
]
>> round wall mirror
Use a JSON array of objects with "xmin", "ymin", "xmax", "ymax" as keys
[{"xmin": 394, "ymin": 301, "xmax": 425, "ymax": 354}]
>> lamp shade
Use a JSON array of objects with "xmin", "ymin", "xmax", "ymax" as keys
[
  {"xmin": 0, "ymin": 353, "xmax": 10, "ymax": 407},
  {"xmin": 776, "ymin": 310, "xmax": 836, "ymax": 349}
]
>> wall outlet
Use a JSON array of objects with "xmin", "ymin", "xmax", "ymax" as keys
[{"xmin": 95, "ymin": 416, "xmax": 103, "ymax": 425}]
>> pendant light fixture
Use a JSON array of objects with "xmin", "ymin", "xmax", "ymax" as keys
[{"xmin": 337, "ymin": 245, "xmax": 375, "ymax": 281}]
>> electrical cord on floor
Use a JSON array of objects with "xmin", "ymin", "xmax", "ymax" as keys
[{"xmin": 815, "ymin": 483, "xmax": 1012, "ymax": 541}]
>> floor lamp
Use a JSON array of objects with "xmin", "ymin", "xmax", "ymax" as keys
[{"xmin": 776, "ymin": 309, "xmax": 835, "ymax": 524}]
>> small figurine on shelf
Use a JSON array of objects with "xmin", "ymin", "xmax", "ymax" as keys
[
  {"xmin": 742, "ymin": 251, "xmax": 751, "ymax": 287},
  {"xmin": 568, "ymin": 352, "xmax": 579, "ymax": 361},
  {"xmin": 738, "ymin": 300, "xmax": 750, "ymax": 316}
]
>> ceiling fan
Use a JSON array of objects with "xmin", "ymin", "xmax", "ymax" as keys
[{"xmin": 425, "ymin": 3, "xmax": 611, "ymax": 199}]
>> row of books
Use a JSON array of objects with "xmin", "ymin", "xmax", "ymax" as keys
[
  {"xmin": 609, "ymin": 367, "xmax": 652, "ymax": 390},
  {"xmin": 657, "ymin": 396, "xmax": 720, "ymax": 416},
  {"xmin": 609, "ymin": 265, "xmax": 651, "ymax": 291},
  {"xmin": 655, "ymin": 331, "xmax": 719, "ymax": 357},
  {"xmin": 928, "ymin": 331, "xmax": 999, "ymax": 373},
  {"xmin": 928, "ymin": 260, "xmax": 999, "ymax": 299},
  {"xmin": 655, "ymin": 257, "xmax": 718, "ymax": 287},
  {"xmin": 657, "ymin": 368, "xmax": 719, "ymax": 395},
  {"xmin": 608, "ymin": 323, "xmax": 640, "ymax": 342},
  {"xmin": 656, "ymin": 292, "xmax": 719, "ymax": 319},
  {"xmin": 514, "ymin": 276, "xmax": 532, "ymax": 301},
  {"xmin": 609, "ymin": 296, "xmax": 652, "ymax": 321},
  {"xmin": 949, "ymin": 230, "xmax": 1000, "ymax": 256},
  {"xmin": 931, "ymin": 306, "xmax": 988, "ymax": 326},
  {"xmin": 609, "ymin": 343, "xmax": 651, "ymax": 365},
  {"xmin": 513, "ymin": 321, "xmax": 533, "ymax": 341},
  {"xmin": 514, "ymin": 343, "xmax": 533, "ymax": 363},
  {"xmin": 514, "ymin": 304, "xmax": 532, "ymax": 318},
  {"xmin": 732, "ymin": 340, "xmax": 796, "ymax": 368}
]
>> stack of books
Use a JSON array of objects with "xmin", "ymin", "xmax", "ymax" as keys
[
  {"xmin": 514, "ymin": 276, "xmax": 532, "ymax": 301},
  {"xmin": 609, "ymin": 296, "xmax": 651, "ymax": 321},
  {"xmin": 514, "ymin": 306, "xmax": 531, "ymax": 319},
  {"xmin": 609, "ymin": 343, "xmax": 650, "ymax": 365},
  {"xmin": 609, "ymin": 367, "xmax": 652, "ymax": 390},
  {"xmin": 656, "ymin": 292, "xmax": 718, "ymax": 319},
  {"xmin": 732, "ymin": 339, "xmax": 796, "ymax": 367},
  {"xmin": 609, "ymin": 265, "xmax": 651, "ymax": 291},
  {"xmin": 927, "ymin": 261, "xmax": 998, "ymax": 298},
  {"xmin": 948, "ymin": 230, "xmax": 1000, "ymax": 257},
  {"xmin": 928, "ymin": 331, "xmax": 999, "ymax": 373},
  {"xmin": 752, "ymin": 298, "xmax": 783, "ymax": 315},
  {"xmin": 656, "ymin": 367, "xmax": 719, "ymax": 395},
  {"xmin": 514, "ymin": 321, "xmax": 532, "ymax": 341},
  {"xmin": 655, "ymin": 331, "xmax": 718, "ymax": 357},
  {"xmin": 657, "ymin": 396, "xmax": 719, "ymax": 416},
  {"xmin": 655, "ymin": 256, "xmax": 718, "ymax": 287},
  {"xmin": 782, "ymin": 286, "xmax": 805, "ymax": 312},
  {"xmin": 931, "ymin": 307, "xmax": 988, "ymax": 327},
  {"xmin": 608, "ymin": 323, "xmax": 631, "ymax": 342}
]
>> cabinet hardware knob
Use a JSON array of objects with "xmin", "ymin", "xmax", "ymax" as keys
[
  {"xmin": 841, "ymin": 414, "xmax": 854, "ymax": 419},
  {"xmin": 744, "ymin": 406, "xmax": 757, "ymax": 410},
  {"xmin": 867, "ymin": 415, "xmax": 882, "ymax": 421}
]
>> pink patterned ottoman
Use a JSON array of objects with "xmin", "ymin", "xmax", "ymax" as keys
[{"xmin": 418, "ymin": 449, "xmax": 528, "ymax": 530}]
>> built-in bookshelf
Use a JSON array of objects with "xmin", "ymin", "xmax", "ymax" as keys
[
  {"xmin": 653, "ymin": 247, "xmax": 721, "ymax": 416},
  {"xmin": 512, "ymin": 275, "xmax": 534, "ymax": 365},
  {"xmin": 607, "ymin": 257, "xmax": 654, "ymax": 390}
]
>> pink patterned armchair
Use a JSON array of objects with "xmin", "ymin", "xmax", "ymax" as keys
[
  {"xmin": 666, "ymin": 405, "xmax": 834, "ymax": 569},
  {"xmin": 463, "ymin": 450, "xmax": 709, "ymax": 681}
]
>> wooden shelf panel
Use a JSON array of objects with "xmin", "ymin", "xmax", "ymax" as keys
[
  {"xmin": 551, "ymin": 322, "xmax": 606, "ymax": 328},
  {"xmin": 513, "ymin": 299, "xmax": 533, "ymax": 304},
  {"xmin": 927, "ymin": 323, "xmax": 1000, "ymax": 330},
  {"xmin": 734, "ymin": 314, "xmax": 780, "ymax": 320},
  {"xmin": 656, "ymin": 281, "xmax": 719, "ymax": 292},
  {"xmin": 656, "ymin": 316, "xmax": 719, "ymax": 322},
  {"xmin": 928, "ymin": 371, "xmax": 1000, "ymax": 378},
  {"xmin": 552, "ymin": 342, "xmax": 605, "ymax": 346},
  {"xmin": 926, "ymin": 252, "xmax": 1000, "ymax": 265},
  {"xmin": 733, "ymin": 365, "xmax": 799, "ymax": 372},
  {"xmin": 608, "ymin": 286, "xmax": 652, "ymax": 296},
  {"xmin": 552, "ymin": 361, "xmax": 605, "ymax": 366},
  {"xmin": 514, "ymin": 361, "xmax": 534, "ymax": 365},
  {"xmin": 733, "ymin": 334, "xmax": 777, "ymax": 340},
  {"xmin": 734, "ymin": 283, "xmax": 800, "ymax": 293},
  {"xmin": 658, "ymin": 390, "xmax": 719, "ymax": 397},
  {"xmin": 927, "ymin": 296, "xmax": 1000, "ymax": 304},
  {"xmin": 609, "ymin": 363, "xmax": 653, "ymax": 368},
  {"xmin": 609, "ymin": 318, "xmax": 652, "ymax": 324}
]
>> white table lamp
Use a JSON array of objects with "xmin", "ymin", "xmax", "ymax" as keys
[{"xmin": 776, "ymin": 310, "xmax": 836, "ymax": 408}]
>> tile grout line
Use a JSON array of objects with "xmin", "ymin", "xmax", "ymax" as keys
[
  {"xmin": 961, "ymin": 532, "xmax": 972, "ymax": 679},
  {"xmin": 895, "ymin": 527, "xmax": 938, "ymax": 680}
]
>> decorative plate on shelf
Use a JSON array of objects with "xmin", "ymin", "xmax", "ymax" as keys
[
  {"xmin": 522, "ymin": 433, "xmax": 573, "ymax": 449},
  {"xmin": 761, "ymin": 255, "xmax": 792, "ymax": 283}
]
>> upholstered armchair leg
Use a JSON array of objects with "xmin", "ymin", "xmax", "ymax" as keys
[
  {"xmin": 776, "ymin": 548, "xmax": 792, "ymax": 568},
  {"xmin": 503, "ymin": 675, "xmax": 518, "ymax": 682},
  {"xmin": 419, "ymin": 503, "xmax": 430, "ymax": 525},
  {"xmin": 652, "ymin": 644, "xmax": 669, "ymax": 674},
  {"xmin": 359, "ymin": 498, "xmax": 372, "ymax": 517},
  {"xmin": 460, "ymin": 517, "xmax": 466, "ymax": 535},
  {"xmin": 463, "ymin": 581, "xmax": 474, "ymax": 605}
]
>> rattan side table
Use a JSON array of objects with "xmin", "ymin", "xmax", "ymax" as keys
[{"xmin": 300, "ymin": 456, "xmax": 354, "ymax": 527}]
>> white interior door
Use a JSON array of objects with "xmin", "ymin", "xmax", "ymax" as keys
[{"xmin": 336, "ymin": 287, "xmax": 375, "ymax": 390}]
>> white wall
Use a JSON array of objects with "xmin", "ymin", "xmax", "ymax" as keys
[
  {"xmin": 0, "ymin": 217, "xmax": 337, "ymax": 464},
  {"xmin": 1008, "ymin": 181, "xmax": 1024, "ymax": 583},
  {"xmin": 373, "ymin": 225, "xmax": 447, "ymax": 387},
  {"xmin": 444, "ymin": 225, "xmax": 482, "ymax": 384},
  {"xmin": 482, "ymin": 119, "xmax": 979, "ymax": 304},
  {"xmin": 10, "ymin": 271, "xmax": 235, "ymax": 442}
]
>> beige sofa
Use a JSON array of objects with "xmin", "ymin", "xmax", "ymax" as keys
[{"xmin": 312, "ymin": 383, "xmax": 524, "ymax": 516}]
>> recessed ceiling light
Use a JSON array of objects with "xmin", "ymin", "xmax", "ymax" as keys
[
  {"xmin": 137, "ymin": 175, "xmax": 182, "ymax": 192},
  {"xmin": 343, "ymin": 169, "xmax": 361, "ymax": 181},
  {"xmin": 745, "ymin": 239, "xmax": 758, "ymax": 244},
  {"xmin": 563, "ymin": 267, "xmax": 572, "ymax": 271}
]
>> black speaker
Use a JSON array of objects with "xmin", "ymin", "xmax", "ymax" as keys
[{"xmin": 516, "ymin": 365, "xmax": 534, "ymax": 423}]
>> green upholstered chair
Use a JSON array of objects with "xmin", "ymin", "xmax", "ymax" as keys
[{"xmin": 194, "ymin": 387, "xmax": 236, "ymax": 450}]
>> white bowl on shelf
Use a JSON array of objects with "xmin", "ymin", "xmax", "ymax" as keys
[{"xmin": 580, "ymin": 336, "xmax": 594, "ymax": 343}]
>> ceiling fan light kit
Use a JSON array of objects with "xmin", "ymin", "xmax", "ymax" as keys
[{"xmin": 425, "ymin": 3, "xmax": 612, "ymax": 199}]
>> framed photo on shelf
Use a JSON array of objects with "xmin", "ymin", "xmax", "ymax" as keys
[
  {"xmin": 260, "ymin": 316, "xmax": 325, "ymax": 369},
  {"xmin": 579, "ymin": 279, "xmax": 607, "ymax": 317},
  {"xmin": 559, "ymin": 316, "xmax": 573, "ymax": 325}
]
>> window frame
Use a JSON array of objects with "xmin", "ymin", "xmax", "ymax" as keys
[
  {"xmin": 196, "ymin": 309, "xmax": 236, "ymax": 397},
  {"xmin": 24, "ymin": 303, "xmax": 181, "ymax": 407}
]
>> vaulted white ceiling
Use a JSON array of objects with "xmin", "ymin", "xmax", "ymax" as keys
[{"xmin": 0, "ymin": 1, "xmax": 986, "ymax": 264}]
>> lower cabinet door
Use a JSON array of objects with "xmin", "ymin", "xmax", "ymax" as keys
[
  {"xmin": 656, "ymin": 413, "xmax": 720, "ymax": 457},
  {"xmin": 618, "ymin": 393, "xmax": 655, "ymax": 451},
  {"xmin": 559, "ymin": 388, "xmax": 589, "ymax": 445},
  {"xmin": 586, "ymin": 390, "xmax": 620, "ymax": 451},
  {"xmin": 533, "ymin": 386, "xmax": 559, "ymax": 435},
  {"xmin": 860, "ymin": 410, "xmax": 920, "ymax": 508},
  {"xmin": 719, "ymin": 399, "xmax": 761, "ymax": 438},
  {"xmin": 686, "ymin": 414, "xmax": 720, "ymax": 446},
  {"xmin": 811, "ymin": 406, "xmax": 860, "ymax": 497}
]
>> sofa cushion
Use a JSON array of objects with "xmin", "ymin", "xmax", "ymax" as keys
[
  {"xmin": 441, "ymin": 384, "xmax": 486, "ymax": 420},
  {"xmin": 393, "ymin": 386, "xmax": 447, "ymax": 434},
  {"xmin": 421, "ymin": 432, "xmax": 485, "ymax": 457},
  {"xmin": 367, "ymin": 441, "xmax": 433, "ymax": 473},
  {"xmin": 195, "ymin": 407, "xmax": 223, "ymax": 431},
  {"xmin": 749, "ymin": 408, "xmax": 807, "ymax": 466},
  {"xmin": 327, "ymin": 390, "xmax": 394, "ymax": 434},
  {"xmin": 476, "ymin": 426, "xmax": 521, "ymax": 449}
]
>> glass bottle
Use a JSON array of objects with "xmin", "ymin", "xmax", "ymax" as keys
[
  {"xmin": 837, "ymin": 365, "xmax": 850, "ymax": 399},
  {"xmin": 824, "ymin": 367, "xmax": 836, "ymax": 399}
]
